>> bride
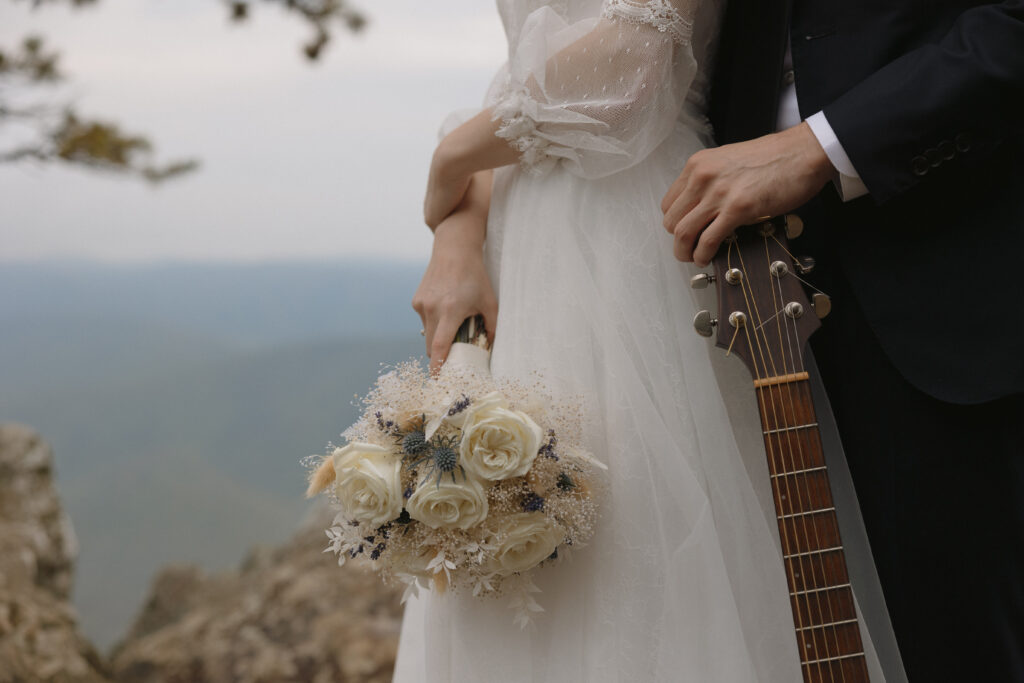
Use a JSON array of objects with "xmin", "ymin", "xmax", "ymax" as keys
[{"xmin": 397, "ymin": 0, "xmax": 899, "ymax": 680}]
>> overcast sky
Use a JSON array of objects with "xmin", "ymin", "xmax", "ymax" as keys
[{"xmin": 0, "ymin": 0, "xmax": 507, "ymax": 262}]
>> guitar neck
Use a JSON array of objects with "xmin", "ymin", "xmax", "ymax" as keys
[{"xmin": 755, "ymin": 374, "xmax": 871, "ymax": 682}]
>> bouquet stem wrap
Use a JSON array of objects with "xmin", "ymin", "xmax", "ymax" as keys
[{"xmin": 445, "ymin": 341, "xmax": 491, "ymax": 374}]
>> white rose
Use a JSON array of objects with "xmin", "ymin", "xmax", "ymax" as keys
[
  {"xmin": 459, "ymin": 391, "xmax": 543, "ymax": 481},
  {"xmin": 331, "ymin": 442, "xmax": 403, "ymax": 529},
  {"xmin": 482, "ymin": 512, "xmax": 564, "ymax": 576},
  {"xmin": 406, "ymin": 475, "xmax": 489, "ymax": 530}
]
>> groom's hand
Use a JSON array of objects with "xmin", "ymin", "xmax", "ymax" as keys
[{"xmin": 661, "ymin": 122, "xmax": 835, "ymax": 267}]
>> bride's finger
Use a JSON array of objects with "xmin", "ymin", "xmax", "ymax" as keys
[
  {"xmin": 429, "ymin": 314, "xmax": 462, "ymax": 376},
  {"xmin": 422, "ymin": 309, "xmax": 439, "ymax": 358},
  {"xmin": 481, "ymin": 299, "xmax": 499, "ymax": 347}
]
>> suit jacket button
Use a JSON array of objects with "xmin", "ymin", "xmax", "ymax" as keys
[
  {"xmin": 912, "ymin": 155, "xmax": 930, "ymax": 176},
  {"xmin": 938, "ymin": 140, "xmax": 956, "ymax": 160},
  {"xmin": 955, "ymin": 132, "xmax": 972, "ymax": 152},
  {"xmin": 925, "ymin": 147, "xmax": 942, "ymax": 167}
]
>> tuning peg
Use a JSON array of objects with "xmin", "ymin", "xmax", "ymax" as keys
[
  {"xmin": 783, "ymin": 302, "xmax": 804, "ymax": 319},
  {"xmin": 812, "ymin": 293, "xmax": 832, "ymax": 319},
  {"xmin": 690, "ymin": 273, "xmax": 715, "ymax": 289},
  {"xmin": 784, "ymin": 214, "xmax": 804, "ymax": 239},
  {"xmin": 693, "ymin": 310, "xmax": 718, "ymax": 337}
]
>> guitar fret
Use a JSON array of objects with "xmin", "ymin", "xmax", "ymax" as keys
[
  {"xmin": 795, "ymin": 617, "xmax": 860, "ymax": 632},
  {"xmin": 764, "ymin": 422, "xmax": 818, "ymax": 435},
  {"xmin": 771, "ymin": 465, "xmax": 827, "ymax": 478},
  {"xmin": 790, "ymin": 583, "xmax": 851, "ymax": 597},
  {"xmin": 789, "ymin": 583, "xmax": 858, "ymax": 627},
  {"xmin": 778, "ymin": 506, "xmax": 836, "ymax": 520},
  {"xmin": 783, "ymin": 545, "xmax": 843, "ymax": 560},
  {"xmin": 803, "ymin": 651, "xmax": 866, "ymax": 667}
]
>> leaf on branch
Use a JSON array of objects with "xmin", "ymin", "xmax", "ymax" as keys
[
  {"xmin": 15, "ymin": 0, "xmax": 100, "ymax": 8},
  {"xmin": 53, "ymin": 111, "xmax": 153, "ymax": 165},
  {"xmin": 3, "ymin": 109, "xmax": 202, "ymax": 183},
  {"xmin": 1, "ymin": 0, "xmax": 370, "ymax": 181},
  {"xmin": 229, "ymin": 1, "xmax": 249, "ymax": 21},
  {"xmin": 227, "ymin": 0, "xmax": 367, "ymax": 61},
  {"xmin": 140, "ymin": 159, "xmax": 201, "ymax": 184},
  {"xmin": 0, "ymin": 35, "xmax": 63, "ymax": 81}
]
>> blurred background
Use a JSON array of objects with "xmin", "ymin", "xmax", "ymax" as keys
[{"xmin": 0, "ymin": 0, "xmax": 505, "ymax": 668}]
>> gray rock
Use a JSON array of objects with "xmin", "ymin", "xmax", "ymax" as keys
[
  {"xmin": 0, "ymin": 424, "xmax": 110, "ymax": 683},
  {"xmin": 110, "ymin": 504, "xmax": 404, "ymax": 683},
  {"xmin": 0, "ymin": 423, "xmax": 403, "ymax": 683}
]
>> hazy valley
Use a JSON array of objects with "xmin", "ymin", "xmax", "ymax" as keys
[{"xmin": 0, "ymin": 260, "xmax": 426, "ymax": 649}]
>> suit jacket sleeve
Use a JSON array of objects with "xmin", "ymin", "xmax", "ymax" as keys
[{"xmin": 822, "ymin": 1, "xmax": 1024, "ymax": 204}]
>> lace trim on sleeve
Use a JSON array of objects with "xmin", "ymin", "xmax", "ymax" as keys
[
  {"xmin": 601, "ymin": 0, "xmax": 694, "ymax": 46},
  {"xmin": 492, "ymin": 83, "xmax": 560, "ymax": 176}
]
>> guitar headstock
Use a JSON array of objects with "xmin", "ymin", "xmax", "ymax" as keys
[{"xmin": 691, "ymin": 215, "xmax": 831, "ymax": 382}]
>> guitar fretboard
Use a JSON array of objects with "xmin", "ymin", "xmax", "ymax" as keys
[{"xmin": 756, "ymin": 376, "xmax": 870, "ymax": 683}]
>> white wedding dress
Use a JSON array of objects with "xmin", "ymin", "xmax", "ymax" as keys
[{"xmin": 394, "ymin": 1, "xmax": 904, "ymax": 680}]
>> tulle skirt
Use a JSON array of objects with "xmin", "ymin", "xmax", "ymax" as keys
[{"xmin": 393, "ymin": 123, "xmax": 896, "ymax": 682}]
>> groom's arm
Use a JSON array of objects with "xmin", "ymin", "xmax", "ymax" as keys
[
  {"xmin": 822, "ymin": 0, "xmax": 1024, "ymax": 204},
  {"xmin": 663, "ymin": 0, "xmax": 1024, "ymax": 266}
]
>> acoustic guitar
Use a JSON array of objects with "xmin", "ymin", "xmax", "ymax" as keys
[{"xmin": 690, "ymin": 215, "xmax": 870, "ymax": 682}]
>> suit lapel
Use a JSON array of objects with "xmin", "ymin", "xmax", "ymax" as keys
[{"xmin": 709, "ymin": 0, "xmax": 793, "ymax": 143}]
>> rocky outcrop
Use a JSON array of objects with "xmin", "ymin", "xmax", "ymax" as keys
[
  {"xmin": 109, "ymin": 506, "xmax": 404, "ymax": 683},
  {"xmin": 0, "ymin": 424, "xmax": 110, "ymax": 683},
  {"xmin": 0, "ymin": 423, "xmax": 403, "ymax": 683}
]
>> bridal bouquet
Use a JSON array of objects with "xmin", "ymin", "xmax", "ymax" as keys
[{"xmin": 304, "ymin": 319, "xmax": 606, "ymax": 626}]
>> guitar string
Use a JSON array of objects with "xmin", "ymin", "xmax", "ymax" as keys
[
  {"xmin": 735, "ymin": 273, "xmax": 823, "ymax": 683},
  {"xmin": 754, "ymin": 308, "xmax": 785, "ymax": 333},
  {"xmin": 766, "ymin": 235, "xmax": 844, "ymax": 676},
  {"xmin": 770, "ymin": 235, "xmax": 871, "ymax": 679},
  {"xmin": 731, "ymin": 242, "xmax": 827, "ymax": 683},
  {"xmin": 735, "ymin": 243, "xmax": 831, "ymax": 683},
  {"xmin": 764, "ymin": 236, "xmax": 846, "ymax": 681},
  {"xmin": 727, "ymin": 240, "xmax": 809, "ymax": 650},
  {"xmin": 778, "ymin": 286, "xmax": 849, "ymax": 683},
  {"xmin": 772, "ymin": 230, "xmax": 867, "ymax": 675}
]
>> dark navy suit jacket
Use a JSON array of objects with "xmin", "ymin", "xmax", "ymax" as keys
[{"xmin": 708, "ymin": 0, "xmax": 1024, "ymax": 404}]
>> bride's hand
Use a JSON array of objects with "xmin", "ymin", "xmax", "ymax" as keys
[{"xmin": 414, "ymin": 172, "xmax": 498, "ymax": 374}]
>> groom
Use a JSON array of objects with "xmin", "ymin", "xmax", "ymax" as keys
[{"xmin": 661, "ymin": 1, "xmax": 1024, "ymax": 681}]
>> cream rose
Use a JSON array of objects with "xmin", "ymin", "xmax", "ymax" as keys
[
  {"xmin": 331, "ymin": 442, "xmax": 403, "ymax": 528},
  {"xmin": 482, "ymin": 512, "xmax": 565, "ymax": 576},
  {"xmin": 459, "ymin": 391, "xmax": 543, "ymax": 481},
  {"xmin": 406, "ymin": 475, "xmax": 489, "ymax": 530}
]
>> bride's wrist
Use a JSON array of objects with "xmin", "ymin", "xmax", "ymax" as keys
[
  {"xmin": 435, "ymin": 110, "xmax": 519, "ymax": 180},
  {"xmin": 432, "ymin": 212, "xmax": 486, "ymax": 253}
]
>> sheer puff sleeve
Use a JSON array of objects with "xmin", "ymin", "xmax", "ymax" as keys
[{"xmin": 487, "ymin": 0, "xmax": 699, "ymax": 178}]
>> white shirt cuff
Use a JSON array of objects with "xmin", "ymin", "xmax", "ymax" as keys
[{"xmin": 805, "ymin": 111, "xmax": 869, "ymax": 201}]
